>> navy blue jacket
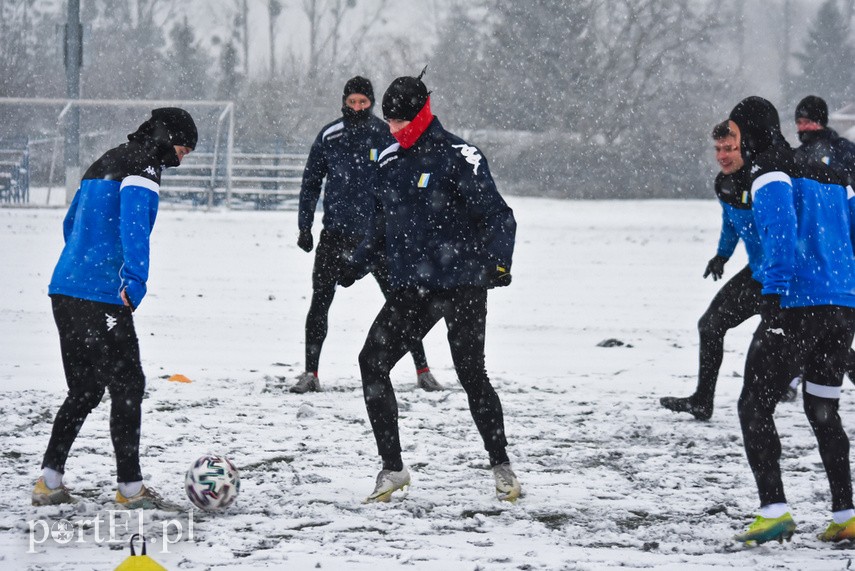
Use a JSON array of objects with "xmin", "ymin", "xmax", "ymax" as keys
[
  {"xmin": 298, "ymin": 114, "xmax": 394, "ymax": 240},
  {"xmin": 796, "ymin": 128, "xmax": 855, "ymax": 187},
  {"xmin": 354, "ymin": 117, "xmax": 516, "ymax": 291}
]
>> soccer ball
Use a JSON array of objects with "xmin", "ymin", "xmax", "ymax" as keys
[{"xmin": 184, "ymin": 455, "xmax": 240, "ymax": 511}]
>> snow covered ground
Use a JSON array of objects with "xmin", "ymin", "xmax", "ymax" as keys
[{"xmin": 2, "ymin": 197, "xmax": 854, "ymax": 570}]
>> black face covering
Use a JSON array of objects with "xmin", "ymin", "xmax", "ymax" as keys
[
  {"xmin": 797, "ymin": 130, "xmax": 824, "ymax": 145},
  {"xmin": 342, "ymin": 105, "xmax": 372, "ymax": 123}
]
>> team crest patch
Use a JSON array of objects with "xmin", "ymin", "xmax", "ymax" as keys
[
  {"xmin": 370, "ymin": 149, "xmax": 378, "ymax": 161},
  {"xmin": 418, "ymin": 173, "xmax": 431, "ymax": 188},
  {"xmin": 741, "ymin": 191, "xmax": 749, "ymax": 204}
]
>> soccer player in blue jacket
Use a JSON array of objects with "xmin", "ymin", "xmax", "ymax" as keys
[
  {"xmin": 32, "ymin": 108, "xmax": 197, "ymax": 510},
  {"xmin": 792, "ymin": 95, "xmax": 855, "ymax": 388},
  {"xmin": 727, "ymin": 97, "xmax": 855, "ymax": 544},
  {"xmin": 339, "ymin": 71, "xmax": 521, "ymax": 503},
  {"xmin": 660, "ymin": 121, "xmax": 763, "ymax": 420},
  {"xmin": 293, "ymin": 76, "xmax": 442, "ymax": 394}
]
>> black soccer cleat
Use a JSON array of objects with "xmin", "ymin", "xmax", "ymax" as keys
[{"xmin": 659, "ymin": 395, "xmax": 713, "ymax": 421}]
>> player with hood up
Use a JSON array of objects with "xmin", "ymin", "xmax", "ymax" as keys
[
  {"xmin": 727, "ymin": 96, "xmax": 855, "ymax": 544},
  {"xmin": 32, "ymin": 108, "xmax": 197, "ymax": 510}
]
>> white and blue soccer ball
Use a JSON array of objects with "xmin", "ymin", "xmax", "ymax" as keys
[{"xmin": 185, "ymin": 455, "xmax": 240, "ymax": 511}]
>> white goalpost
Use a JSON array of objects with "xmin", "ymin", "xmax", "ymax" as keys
[{"xmin": 0, "ymin": 98, "xmax": 234, "ymax": 207}]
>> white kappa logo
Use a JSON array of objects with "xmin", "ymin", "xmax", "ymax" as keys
[
  {"xmin": 767, "ymin": 327, "xmax": 785, "ymax": 336},
  {"xmin": 144, "ymin": 166, "xmax": 156, "ymax": 177},
  {"xmin": 751, "ymin": 164, "xmax": 761, "ymax": 174},
  {"xmin": 105, "ymin": 313, "xmax": 117, "ymax": 332},
  {"xmin": 451, "ymin": 144, "xmax": 483, "ymax": 175}
]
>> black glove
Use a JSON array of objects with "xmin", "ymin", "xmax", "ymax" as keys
[
  {"xmin": 297, "ymin": 230, "xmax": 313, "ymax": 253},
  {"xmin": 489, "ymin": 264, "xmax": 512, "ymax": 288},
  {"xmin": 760, "ymin": 294, "xmax": 782, "ymax": 321},
  {"xmin": 337, "ymin": 264, "xmax": 359, "ymax": 288},
  {"xmin": 703, "ymin": 255, "xmax": 728, "ymax": 281}
]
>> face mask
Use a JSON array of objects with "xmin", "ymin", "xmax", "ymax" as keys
[
  {"xmin": 342, "ymin": 106, "xmax": 372, "ymax": 123},
  {"xmin": 156, "ymin": 140, "xmax": 180, "ymax": 168}
]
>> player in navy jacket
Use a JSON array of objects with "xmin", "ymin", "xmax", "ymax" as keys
[
  {"xmin": 293, "ymin": 76, "xmax": 441, "ymax": 394},
  {"xmin": 661, "ymin": 121, "xmax": 763, "ymax": 420},
  {"xmin": 340, "ymin": 71, "xmax": 520, "ymax": 504},
  {"xmin": 33, "ymin": 108, "xmax": 197, "ymax": 511},
  {"xmin": 728, "ymin": 97, "xmax": 855, "ymax": 544}
]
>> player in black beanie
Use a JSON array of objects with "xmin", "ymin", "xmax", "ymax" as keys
[
  {"xmin": 343, "ymin": 76, "xmax": 374, "ymax": 106},
  {"xmin": 795, "ymin": 95, "xmax": 828, "ymax": 127},
  {"xmin": 382, "ymin": 72, "xmax": 429, "ymax": 121}
]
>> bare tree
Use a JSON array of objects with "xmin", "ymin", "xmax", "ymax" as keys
[{"xmin": 268, "ymin": 0, "xmax": 283, "ymax": 77}]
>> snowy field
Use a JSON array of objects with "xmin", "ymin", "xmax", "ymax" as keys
[{"xmin": 2, "ymin": 196, "xmax": 855, "ymax": 570}]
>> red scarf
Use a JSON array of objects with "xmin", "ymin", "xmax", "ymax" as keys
[{"xmin": 393, "ymin": 97, "xmax": 434, "ymax": 149}]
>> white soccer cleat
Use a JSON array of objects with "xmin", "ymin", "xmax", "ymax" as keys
[
  {"xmin": 492, "ymin": 463, "xmax": 521, "ymax": 502},
  {"xmin": 364, "ymin": 466, "xmax": 411, "ymax": 503},
  {"xmin": 290, "ymin": 371, "xmax": 321, "ymax": 394},
  {"xmin": 416, "ymin": 369, "xmax": 444, "ymax": 392}
]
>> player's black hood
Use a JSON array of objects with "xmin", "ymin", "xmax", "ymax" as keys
[
  {"xmin": 728, "ymin": 96, "xmax": 788, "ymax": 163},
  {"xmin": 128, "ymin": 107, "xmax": 197, "ymax": 167}
]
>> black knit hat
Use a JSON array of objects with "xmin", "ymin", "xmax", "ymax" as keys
[
  {"xmin": 343, "ymin": 76, "xmax": 374, "ymax": 106},
  {"xmin": 382, "ymin": 69, "xmax": 430, "ymax": 121},
  {"xmin": 795, "ymin": 95, "xmax": 828, "ymax": 127},
  {"xmin": 148, "ymin": 107, "xmax": 198, "ymax": 149}
]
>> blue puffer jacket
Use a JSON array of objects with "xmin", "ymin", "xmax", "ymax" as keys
[
  {"xmin": 298, "ymin": 114, "xmax": 394, "ymax": 240},
  {"xmin": 355, "ymin": 117, "xmax": 516, "ymax": 291},
  {"xmin": 49, "ymin": 139, "xmax": 165, "ymax": 309},
  {"xmin": 750, "ymin": 147, "xmax": 855, "ymax": 308}
]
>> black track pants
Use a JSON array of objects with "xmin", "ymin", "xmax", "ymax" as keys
[
  {"xmin": 305, "ymin": 229, "xmax": 428, "ymax": 372},
  {"xmin": 358, "ymin": 287, "xmax": 509, "ymax": 466},
  {"xmin": 694, "ymin": 266, "xmax": 762, "ymax": 405},
  {"xmin": 42, "ymin": 295, "xmax": 146, "ymax": 483},
  {"xmin": 739, "ymin": 305, "xmax": 855, "ymax": 511}
]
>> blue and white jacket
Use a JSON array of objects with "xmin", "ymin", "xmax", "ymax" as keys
[
  {"xmin": 353, "ymin": 117, "xmax": 516, "ymax": 291},
  {"xmin": 714, "ymin": 167, "xmax": 763, "ymax": 276},
  {"xmin": 49, "ymin": 139, "xmax": 166, "ymax": 309},
  {"xmin": 749, "ymin": 146, "xmax": 855, "ymax": 308},
  {"xmin": 298, "ymin": 114, "xmax": 394, "ymax": 240}
]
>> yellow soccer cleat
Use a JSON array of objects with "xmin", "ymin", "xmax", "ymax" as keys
[
  {"xmin": 32, "ymin": 477, "xmax": 76, "ymax": 506},
  {"xmin": 734, "ymin": 513, "xmax": 796, "ymax": 544},
  {"xmin": 116, "ymin": 485, "xmax": 181, "ymax": 511},
  {"xmin": 818, "ymin": 516, "xmax": 855, "ymax": 542}
]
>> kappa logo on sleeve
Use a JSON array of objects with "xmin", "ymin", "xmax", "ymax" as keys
[
  {"xmin": 451, "ymin": 144, "xmax": 483, "ymax": 175},
  {"xmin": 144, "ymin": 166, "xmax": 156, "ymax": 177}
]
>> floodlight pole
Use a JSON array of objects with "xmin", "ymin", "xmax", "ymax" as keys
[{"xmin": 64, "ymin": 0, "xmax": 82, "ymax": 204}]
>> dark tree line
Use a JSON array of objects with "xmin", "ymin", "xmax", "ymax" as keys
[{"xmin": 0, "ymin": 0, "xmax": 853, "ymax": 197}]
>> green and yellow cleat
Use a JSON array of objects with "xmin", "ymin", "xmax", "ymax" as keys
[
  {"xmin": 734, "ymin": 513, "xmax": 796, "ymax": 545},
  {"xmin": 116, "ymin": 485, "xmax": 181, "ymax": 511},
  {"xmin": 818, "ymin": 516, "xmax": 855, "ymax": 542},
  {"xmin": 32, "ymin": 477, "xmax": 76, "ymax": 506}
]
